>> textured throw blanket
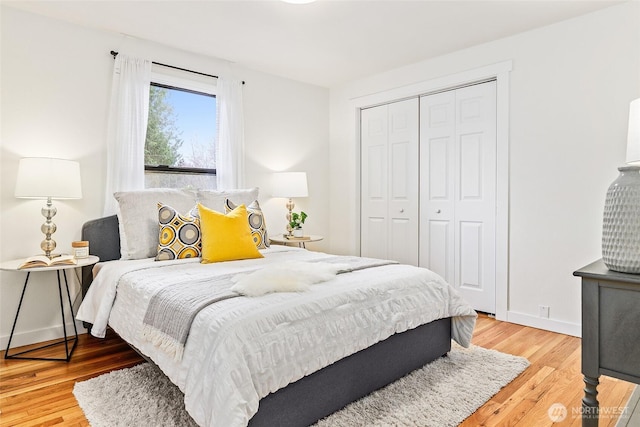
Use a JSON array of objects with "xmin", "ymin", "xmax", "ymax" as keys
[
  {"xmin": 141, "ymin": 255, "xmax": 398, "ymax": 361},
  {"xmin": 140, "ymin": 273, "xmax": 239, "ymax": 361}
]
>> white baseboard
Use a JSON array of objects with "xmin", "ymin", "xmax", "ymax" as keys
[
  {"xmin": 1, "ymin": 286, "xmax": 87, "ymax": 350},
  {"xmin": 506, "ymin": 310, "xmax": 581, "ymax": 337},
  {"xmin": 0, "ymin": 320, "xmax": 88, "ymax": 350}
]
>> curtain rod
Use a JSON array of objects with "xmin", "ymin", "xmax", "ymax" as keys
[{"xmin": 110, "ymin": 51, "xmax": 244, "ymax": 84}]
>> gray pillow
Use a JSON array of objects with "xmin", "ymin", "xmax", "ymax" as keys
[{"xmin": 114, "ymin": 189, "xmax": 197, "ymax": 260}]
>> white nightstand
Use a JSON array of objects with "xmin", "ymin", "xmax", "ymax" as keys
[
  {"xmin": 0, "ymin": 255, "xmax": 99, "ymax": 362},
  {"xmin": 269, "ymin": 235, "xmax": 323, "ymax": 249}
]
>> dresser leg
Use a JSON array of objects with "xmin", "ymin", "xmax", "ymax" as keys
[{"xmin": 582, "ymin": 375, "xmax": 599, "ymax": 427}]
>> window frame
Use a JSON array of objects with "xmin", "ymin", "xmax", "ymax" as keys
[{"xmin": 145, "ymin": 69, "xmax": 217, "ymax": 177}]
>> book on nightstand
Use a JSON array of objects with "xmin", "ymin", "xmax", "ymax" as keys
[
  {"xmin": 284, "ymin": 236, "xmax": 311, "ymax": 241},
  {"xmin": 18, "ymin": 255, "xmax": 77, "ymax": 269}
]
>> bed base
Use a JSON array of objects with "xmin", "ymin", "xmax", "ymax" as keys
[
  {"xmin": 124, "ymin": 317, "xmax": 450, "ymax": 427},
  {"xmin": 249, "ymin": 317, "xmax": 451, "ymax": 427},
  {"xmin": 81, "ymin": 215, "xmax": 453, "ymax": 427}
]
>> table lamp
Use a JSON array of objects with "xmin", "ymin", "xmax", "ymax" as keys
[
  {"xmin": 15, "ymin": 157, "xmax": 82, "ymax": 258},
  {"xmin": 272, "ymin": 172, "xmax": 308, "ymax": 236},
  {"xmin": 626, "ymin": 98, "xmax": 640, "ymax": 165}
]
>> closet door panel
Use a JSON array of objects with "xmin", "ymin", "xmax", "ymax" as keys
[
  {"xmin": 427, "ymin": 220, "xmax": 450, "ymax": 280},
  {"xmin": 459, "ymin": 220, "xmax": 483, "ymax": 290},
  {"xmin": 361, "ymin": 105, "xmax": 389, "ymax": 259},
  {"xmin": 419, "ymin": 91, "xmax": 455, "ymax": 281},
  {"xmin": 428, "ymin": 137, "xmax": 450, "ymax": 200},
  {"xmin": 459, "ymin": 133, "xmax": 483, "ymax": 200},
  {"xmin": 364, "ymin": 217, "xmax": 388, "ymax": 260},
  {"xmin": 388, "ymin": 98, "xmax": 419, "ymax": 265},
  {"xmin": 390, "ymin": 217, "xmax": 414, "ymax": 265},
  {"xmin": 454, "ymin": 82, "xmax": 497, "ymax": 313}
]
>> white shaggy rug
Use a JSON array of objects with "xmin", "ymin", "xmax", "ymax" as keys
[{"xmin": 73, "ymin": 343, "xmax": 529, "ymax": 427}]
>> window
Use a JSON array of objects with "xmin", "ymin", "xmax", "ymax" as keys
[{"xmin": 144, "ymin": 69, "xmax": 217, "ymax": 189}]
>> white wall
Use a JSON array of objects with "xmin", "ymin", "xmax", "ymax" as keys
[
  {"xmin": 0, "ymin": 6, "xmax": 329, "ymax": 347},
  {"xmin": 329, "ymin": 2, "xmax": 640, "ymax": 335}
]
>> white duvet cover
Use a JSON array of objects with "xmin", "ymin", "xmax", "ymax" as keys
[{"xmin": 77, "ymin": 246, "xmax": 477, "ymax": 427}]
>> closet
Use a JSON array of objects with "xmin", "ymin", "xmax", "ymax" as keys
[{"xmin": 360, "ymin": 81, "xmax": 497, "ymax": 313}]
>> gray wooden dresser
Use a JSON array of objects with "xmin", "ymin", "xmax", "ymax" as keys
[{"xmin": 574, "ymin": 260, "xmax": 640, "ymax": 427}]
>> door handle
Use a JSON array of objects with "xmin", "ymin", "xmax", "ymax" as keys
[{"xmin": 436, "ymin": 209, "xmax": 441, "ymax": 214}]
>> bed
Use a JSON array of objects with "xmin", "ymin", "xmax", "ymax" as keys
[{"xmin": 76, "ymin": 188, "xmax": 476, "ymax": 427}]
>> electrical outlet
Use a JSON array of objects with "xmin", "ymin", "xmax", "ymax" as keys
[{"xmin": 539, "ymin": 305, "xmax": 550, "ymax": 318}]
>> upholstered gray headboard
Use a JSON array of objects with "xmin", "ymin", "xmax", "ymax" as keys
[{"xmin": 80, "ymin": 215, "xmax": 120, "ymax": 298}]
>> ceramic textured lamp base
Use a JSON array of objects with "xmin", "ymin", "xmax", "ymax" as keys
[{"xmin": 602, "ymin": 165, "xmax": 640, "ymax": 273}]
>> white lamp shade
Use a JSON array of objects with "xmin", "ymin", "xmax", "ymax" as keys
[
  {"xmin": 626, "ymin": 98, "xmax": 640, "ymax": 165},
  {"xmin": 15, "ymin": 157, "xmax": 82, "ymax": 199},
  {"xmin": 272, "ymin": 172, "xmax": 308, "ymax": 198}
]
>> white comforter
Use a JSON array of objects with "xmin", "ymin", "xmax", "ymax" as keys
[{"xmin": 77, "ymin": 246, "xmax": 477, "ymax": 427}]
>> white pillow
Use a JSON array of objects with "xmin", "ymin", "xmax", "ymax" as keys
[
  {"xmin": 231, "ymin": 261, "xmax": 348, "ymax": 297},
  {"xmin": 196, "ymin": 188, "xmax": 260, "ymax": 212},
  {"xmin": 115, "ymin": 189, "xmax": 197, "ymax": 260}
]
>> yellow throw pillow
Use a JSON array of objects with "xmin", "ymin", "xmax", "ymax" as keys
[{"xmin": 199, "ymin": 203, "xmax": 264, "ymax": 263}]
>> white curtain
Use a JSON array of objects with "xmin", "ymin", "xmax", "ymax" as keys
[
  {"xmin": 216, "ymin": 76, "xmax": 245, "ymax": 190},
  {"xmin": 103, "ymin": 54, "xmax": 152, "ymax": 215}
]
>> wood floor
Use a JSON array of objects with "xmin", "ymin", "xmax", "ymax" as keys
[{"xmin": 0, "ymin": 315, "xmax": 635, "ymax": 426}]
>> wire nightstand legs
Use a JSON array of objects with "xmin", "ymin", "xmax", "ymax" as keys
[
  {"xmin": 58, "ymin": 269, "xmax": 79, "ymax": 360},
  {"xmin": 4, "ymin": 270, "xmax": 79, "ymax": 362},
  {"xmin": 5, "ymin": 272, "xmax": 30, "ymax": 358}
]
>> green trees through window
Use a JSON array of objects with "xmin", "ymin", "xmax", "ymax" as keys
[{"xmin": 146, "ymin": 85, "xmax": 184, "ymax": 167}]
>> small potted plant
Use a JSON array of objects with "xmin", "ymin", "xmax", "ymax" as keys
[{"xmin": 289, "ymin": 211, "xmax": 307, "ymax": 237}]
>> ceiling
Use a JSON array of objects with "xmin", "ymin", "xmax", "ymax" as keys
[{"xmin": 3, "ymin": 0, "xmax": 623, "ymax": 87}]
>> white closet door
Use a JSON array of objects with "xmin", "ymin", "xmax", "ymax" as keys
[
  {"xmin": 361, "ymin": 98, "xmax": 419, "ymax": 265},
  {"xmin": 455, "ymin": 82, "xmax": 497, "ymax": 313},
  {"xmin": 419, "ymin": 91, "xmax": 456, "ymax": 283},
  {"xmin": 420, "ymin": 81, "xmax": 497, "ymax": 313},
  {"xmin": 361, "ymin": 104, "xmax": 389, "ymax": 260}
]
